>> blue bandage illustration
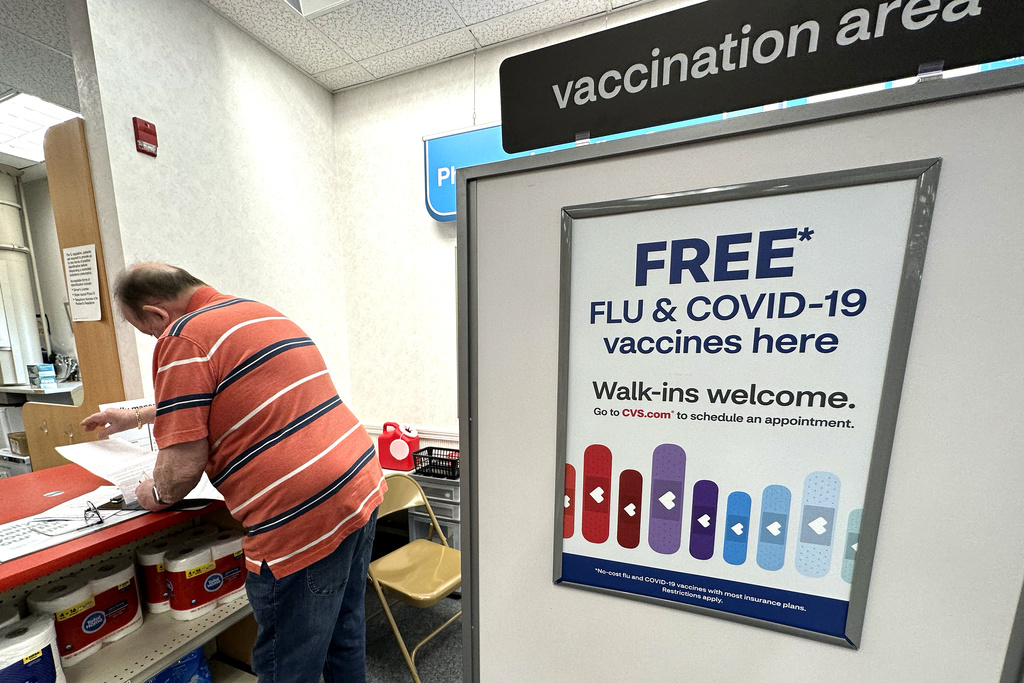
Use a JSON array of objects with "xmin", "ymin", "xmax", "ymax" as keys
[
  {"xmin": 756, "ymin": 485, "xmax": 791, "ymax": 571},
  {"xmin": 841, "ymin": 508, "xmax": 862, "ymax": 584},
  {"xmin": 723, "ymin": 491, "xmax": 752, "ymax": 566},
  {"xmin": 795, "ymin": 471, "xmax": 841, "ymax": 578}
]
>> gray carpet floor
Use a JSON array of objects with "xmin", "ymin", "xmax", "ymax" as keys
[{"xmin": 365, "ymin": 593, "xmax": 463, "ymax": 683}]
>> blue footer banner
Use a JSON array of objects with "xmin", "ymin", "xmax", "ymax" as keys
[{"xmin": 561, "ymin": 553, "xmax": 850, "ymax": 639}]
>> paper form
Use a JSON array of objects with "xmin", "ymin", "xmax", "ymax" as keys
[{"xmin": 56, "ymin": 439, "xmax": 223, "ymax": 506}]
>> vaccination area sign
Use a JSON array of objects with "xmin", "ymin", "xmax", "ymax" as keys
[
  {"xmin": 554, "ymin": 160, "xmax": 940, "ymax": 645},
  {"xmin": 500, "ymin": 0, "xmax": 1024, "ymax": 152}
]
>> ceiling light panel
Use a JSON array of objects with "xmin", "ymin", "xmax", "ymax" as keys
[{"xmin": 0, "ymin": 93, "xmax": 77, "ymax": 163}]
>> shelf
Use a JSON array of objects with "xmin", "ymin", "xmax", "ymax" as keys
[
  {"xmin": 63, "ymin": 598, "xmax": 253, "ymax": 683},
  {"xmin": 0, "ymin": 381, "xmax": 83, "ymax": 405}
]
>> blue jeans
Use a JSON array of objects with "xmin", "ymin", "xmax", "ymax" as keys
[{"xmin": 245, "ymin": 510, "xmax": 377, "ymax": 683}]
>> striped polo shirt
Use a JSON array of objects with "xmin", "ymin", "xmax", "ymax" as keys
[{"xmin": 151, "ymin": 287, "xmax": 385, "ymax": 578}]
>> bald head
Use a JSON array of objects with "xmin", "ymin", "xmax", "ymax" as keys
[{"xmin": 114, "ymin": 262, "xmax": 206, "ymax": 318}]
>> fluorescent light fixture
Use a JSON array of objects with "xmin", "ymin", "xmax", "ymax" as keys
[
  {"xmin": 0, "ymin": 93, "xmax": 78, "ymax": 164},
  {"xmin": 288, "ymin": 0, "xmax": 359, "ymax": 19}
]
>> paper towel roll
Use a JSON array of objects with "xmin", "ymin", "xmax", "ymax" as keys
[
  {"xmin": 207, "ymin": 531, "xmax": 247, "ymax": 605},
  {"xmin": 207, "ymin": 530, "xmax": 243, "ymax": 558},
  {"xmin": 26, "ymin": 578, "xmax": 90, "ymax": 616},
  {"xmin": 26, "ymin": 578, "xmax": 101, "ymax": 667},
  {"xmin": 0, "ymin": 604, "xmax": 19, "ymax": 629},
  {"xmin": 85, "ymin": 557, "xmax": 134, "ymax": 594},
  {"xmin": 136, "ymin": 537, "xmax": 179, "ymax": 566},
  {"xmin": 164, "ymin": 545, "xmax": 218, "ymax": 621},
  {"xmin": 164, "ymin": 545, "xmax": 214, "ymax": 575},
  {"xmin": 168, "ymin": 524, "xmax": 220, "ymax": 546},
  {"xmin": 0, "ymin": 614, "xmax": 66, "ymax": 682},
  {"xmin": 84, "ymin": 558, "xmax": 143, "ymax": 643}
]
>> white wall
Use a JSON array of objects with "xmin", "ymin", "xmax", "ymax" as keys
[
  {"xmin": 332, "ymin": 0, "xmax": 693, "ymax": 430},
  {"xmin": 72, "ymin": 0, "xmax": 351, "ymax": 403},
  {"xmin": 65, "ymin": 0, "xmax": 701, "ymax": 427}
]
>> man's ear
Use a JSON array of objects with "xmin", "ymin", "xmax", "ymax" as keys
[{"xmin": 140, "ymin": 304, "xmax": 171, "ymax": 329}]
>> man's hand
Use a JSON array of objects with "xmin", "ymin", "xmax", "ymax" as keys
[
  {"xmin": 135, "ymin": 477, "xmax": 172, "ymax": 512},
  {"xmin": 140, "ymin": 439, "xmax": 210, "ymax": 511},
  {"xmin": 81, "ymin": 409, "xmax": 139, "ymax": 439}
]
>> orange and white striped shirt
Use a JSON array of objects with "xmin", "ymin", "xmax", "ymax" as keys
[{"xmin": 152, "ymin": 287, "xmax": 385, "ymax": 577}]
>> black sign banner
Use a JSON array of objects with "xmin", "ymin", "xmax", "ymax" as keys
[{"xmin": 499, "ymin": 0, "xmax": 1024, "ymax": 153}]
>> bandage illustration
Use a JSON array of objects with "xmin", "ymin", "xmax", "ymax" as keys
[
  {"xmin": 841, "ymin": 508, "xmax": 862, "ymax": 584},
  {"xmin": 617, "ymin": 469, "xmax": 643, "ymax": 549},
  {"xmin": 756, "ymin": 484, "xmax": 791, "ymax": 571},
  {"xmin": 582, "ymin": 445, "xmax": 612, "ymax": 543},
  {"xmin": 795, "ymin": 471, "xmax": 841, "ymax": 578},
  {"xmin": 648, "ymin": 444, "xmax": 686, "ymax": 554},
  {"xmin": 723, "ymin": 491, "xmax": 752, "ymax": 566},
  {"xmin": 689, "ymin": 480, "xmax": 719, "ymax": 560},
  {"xmin": 563, "ymin": 464, "xmax": 576, "ymax": 539}
]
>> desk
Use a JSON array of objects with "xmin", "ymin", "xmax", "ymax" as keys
[{"xmin": 0, "ymin": 464, "xmax": 216, "ymax": 593}]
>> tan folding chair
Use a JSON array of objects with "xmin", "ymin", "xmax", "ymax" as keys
[{"xmin": 368, "ymin": 472, "xmax": 462, "ymax": 683}]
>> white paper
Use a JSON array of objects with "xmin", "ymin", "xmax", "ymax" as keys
[
  {"xmin": 62, "ymin": 244, "xmax": 101, "ymax": 322},
  {"xmin": 56, "ymin": 439, "xmax": 223, "ymax": 505}
]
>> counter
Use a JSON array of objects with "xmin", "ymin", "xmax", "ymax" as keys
[{"xmin": 0, "ymin": 464, "xmax": 218, "ymax": 593}]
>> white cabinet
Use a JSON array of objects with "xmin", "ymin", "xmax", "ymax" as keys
[{"xmin": 407, "ymin": 473, "xmax": 461, "ymax": 551}]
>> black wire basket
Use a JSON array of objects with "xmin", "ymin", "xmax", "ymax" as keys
[{"xmin": 412, "ymin": 447, "xmax": 460, "ymax": 479}]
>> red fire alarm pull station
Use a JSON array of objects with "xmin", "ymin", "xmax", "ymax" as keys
[{"xmin": 132, "ymin": 117, "xmax": 157, "ymax": 157}]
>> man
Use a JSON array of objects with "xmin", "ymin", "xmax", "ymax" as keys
[{"xmin": 82, "ymin": 262, "xmax": 386, "ymax": 683}]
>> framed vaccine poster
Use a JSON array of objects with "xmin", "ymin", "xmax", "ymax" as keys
[{"xmin": 553, "ymin": 159, "xmax": 941, "ymax": 646}]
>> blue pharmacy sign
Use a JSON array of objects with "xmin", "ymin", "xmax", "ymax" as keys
[
  {"xmin": 424, "ymin": 125, "xmax": 511, "ymax": 222},
  {"xmin": 424, "ymin": 125, "xmax": 574, "ymax": 222}
]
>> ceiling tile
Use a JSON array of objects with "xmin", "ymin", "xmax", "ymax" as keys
[
  {"xmin": 611, "ymin": 0, "xmax": 644, "ymax": 7},
  {"xmin": 0, "ymin": 0, "xmax": 71, "ymax": 56},
  {"xmin": 311, "ymin": 0, "xmax": 463, "ymax": 61},
  {"xmin": 447, "ymin": 0, "xmax": 548, "ymax": 25},
  {"xmin": 470, "ymin": 0, "xmax": 608, "ymax": 46},
  {"xmin": 0, "ymin": 26, "xmax": 78, "ymax": 112},
  {"xmin": 203, "ymin": 0, "xmax": 352, "ymax": 74},
  {"xmin": 360, "ymin": 30, "xmax": 477, "ymax": 79},
  {"xmin": 313, "ymin": 63, "xmax": 374, "ymax": 91}
]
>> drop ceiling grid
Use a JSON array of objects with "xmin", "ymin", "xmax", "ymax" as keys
[
  {"xmin": 203, "ymin": 0, "xmax": 356, "ymax": 74},
  {"xmin": 469, "ymin": 0, "xmax": 610, "ymax": 46},
  {"xmin": 201, "ymin": 0, "xmax": 653, "ymax": 92},
  {"xmin": 310, "ymin": 0, "xmax": 466, "ymax": 61},
  {"xmin": 0, "ymin": 0, "xmax": 72, "ymax": 56}
]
